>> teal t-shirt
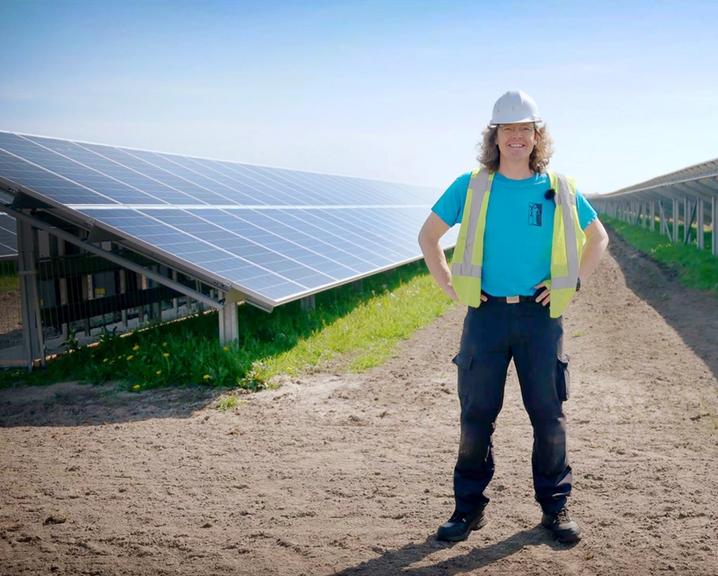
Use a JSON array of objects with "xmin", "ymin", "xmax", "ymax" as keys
[{"xmin": 432, "ymin": 171, "xmax": 597, "ymax": 297}]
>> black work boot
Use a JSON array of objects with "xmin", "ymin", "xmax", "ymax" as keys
[
  {"xmin": 541, "ymin": 508, "xmax": 582, "ymax": 543},
  {"xmin": 436, "ymin": 507, "xmax": 487, "ymax": 542}
]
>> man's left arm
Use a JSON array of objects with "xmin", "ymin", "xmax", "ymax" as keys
[
  {"xmin": 534, "ymin": 193, "xmax": 610, "ymax": 305},
  {"xmin": 578, "ymin": 219, "xmax": 609, "ymax": 285}
]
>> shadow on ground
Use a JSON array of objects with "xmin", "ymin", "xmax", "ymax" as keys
[
  {"xmin": 605, "ymin": 225, "xmax": 718, "ymax": 382},
  {"xmin": 334, "ymin": 526, "xmax": 575, "ymax": 576},
  {"xmin": 0, "ymin": 381, "xmax": 222, "ymax": 427}
]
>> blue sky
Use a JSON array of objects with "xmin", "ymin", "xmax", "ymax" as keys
[{"xmin": 1, "ymin": 0, "xmax": 717, "ymax": 195}]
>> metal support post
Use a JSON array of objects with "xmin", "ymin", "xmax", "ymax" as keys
[
  {"xmin": 152, "ymin": 279, "xmax": 161, "ymax": 321},
  {"xmin": 58, "ymin": 238, "xmax": 69, "ymax": 339},
  {"xmin": 119, "ymin": 269, "xmax": 128, "ymax": 328},
  {"xmin": 195, "ymin": 280, "xmax": 203, "ymax": 313},
  {"xmin": 659, "ymin": 202, "xmax": 671, "ymax": 241},
  {"xmin": 672, "ymin": 199, "xmax": 679, "ymax": 243},
  {"xmin": 300, "ymin": 294, "xmax": 316, "ymax": 312},
  {"xmin": 684, "ymin": 199, "xmax": 697, "ymax": 245},
  {"xmin": 172, "ymin": 269, "xmax": 179, "ymax": 317},
  {"xmin": 713, "ymin": 196, "xmax": 718, "ymax": 256},
  {"xmin": 697, "ymin": 199, "xmax": 704, "ymax": 250},
  {"xmin": 218, "ymin": 290, "xmax": 242, "ymax": 344},
  {"xmin": 17, "ymin": 220, "xmax": 45, "ymax": 369},
  {"xmin": 37, "ymin": 229, "xmax": 51, "ymax": 258},
  {"xmin": 83, "ymin": 273, "xmax": 92, "ymax": 336},
  {"xmin": 139, "ymin": 273, "xmax": 148, "ymax": 324},
  {"xmin": 650, "ymin": 201, "xmax": 655, "ymax": 232}
]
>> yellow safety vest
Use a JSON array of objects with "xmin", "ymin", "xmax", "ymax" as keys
[{"xmin": 450, "ymin": 168, "xmax": 586, "ymax": 318}]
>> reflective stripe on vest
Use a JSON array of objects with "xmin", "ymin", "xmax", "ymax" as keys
[
  {"xmin": 450, "ymin": 168, "xmax": 584, "ymax": 317},
  {"xmin": 550, "ymin": 173, "xmax": 580, "ymax": 290},
  {"xmin": 450, "ymin": 169, "xmax": 490, "ymax": 281}
]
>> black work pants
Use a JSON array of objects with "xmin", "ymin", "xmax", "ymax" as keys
[{"xmin": 451, "ymin": 298, "xmax": 572, "ymax": 516}]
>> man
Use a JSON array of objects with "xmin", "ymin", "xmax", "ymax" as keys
[{"xmin": 418, "ymin": 90, "xmax": 609, "ymax": 544}]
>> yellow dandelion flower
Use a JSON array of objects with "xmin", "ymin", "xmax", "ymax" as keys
[
  {"xmin": 203, "ymin": 374, "xmax": 211, "ymax": 381},
  {"xmin": 126, "ymin": 354, "xmax": 134, "ymax": 361},
  {"xmin": 223, "ymin": 346, "xmax": 229, "ymax": 352},
  {"xmin": 132, "ymin": 384, "xmax": 140, "ymax": 391},
  {"xmin": 156, "ymin": 370, "xmax": 162, "ymax": 375},
  {"xmin": 132, "ymin": 344, "xmax": 140, "ymax": 351},
  {"xmin": 163, "ymin": 352, "xmax": 170, "ymax": 358}
]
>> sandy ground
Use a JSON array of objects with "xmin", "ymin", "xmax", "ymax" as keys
[
  {"xmin": 0, "ymin": 290, "xmax": 21, "ymax": 351},
  {"xmin": 1, "ymin": 229, "xmax": 717, "ymax": 576}
]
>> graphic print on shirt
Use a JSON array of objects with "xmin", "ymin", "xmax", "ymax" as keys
[{"xmin": 528, "ymin": 203, "xmax": 543, "ymax": 227}]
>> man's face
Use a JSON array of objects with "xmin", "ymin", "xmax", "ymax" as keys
[{"xmin": 496, "ymin": 122, "xmax": 537, "ymax": 163}]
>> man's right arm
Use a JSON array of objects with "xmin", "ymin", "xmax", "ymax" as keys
[{"xmin": 418, "ymin": 213, "xmax": 459, "ymax": 302}]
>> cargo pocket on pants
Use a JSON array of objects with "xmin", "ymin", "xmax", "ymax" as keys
[
  {"xmin": 452, "ymin": 351, "xmax": 474, "ymax": 405},
  {"xmin": 452, "ymin": 351, "xmax": 473, "ymax": 371},
  {"xmin": 556, "ymin": 354, "xmax": 570, "ymax": 401}
]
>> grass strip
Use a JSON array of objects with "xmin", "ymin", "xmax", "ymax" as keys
[
  {"xmin": 0, "ymin": 274, "xmax": 18, "ymax": 292},
  {"xmin": 603, "ymin": 215, "xmax": 718, "ymax": 295},
  {"xmin": 1, "ymin": 258, "xmax": 455, "ymax": 391},
  {"xmin": 0, "ymin": 260, "xmax": 18, "ymax": 292}
]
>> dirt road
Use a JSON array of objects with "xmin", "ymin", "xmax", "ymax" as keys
[{"xmin": 1, "ymin": 229, "xmax": 716, "ymax": 576}]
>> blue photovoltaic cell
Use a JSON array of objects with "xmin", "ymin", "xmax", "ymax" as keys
[
  {"xmin": 24, "ymin": 135, "xmax": 199, "ymax": 206},
  {"xmin": 0, "ymin": 133, "xmax": 154, "ymax": 204},
  {"xmin": 77, "ymin": 207, "xmax": 304, "ymax": 300},
  {"xmin": 190, "ymin": 209, "xmax": 359, "ymax": 279},
  {"xmin": 79, "ymin": 143, "xmax": 246, "ymax": 205},
  {"xmin": 0, "ymin": 149, "xmax": 116, "ymax": 206},
  {"xmin": 176, "ymin": 157, "xmax": 290, "ymax": 205},
  {"xmin": 0, "ymin": 129, "xmax": 454, "ymax": 306},
  {"xmin": 129, "ymin": 151, "xmax": 259, "ymax": 205},
  {"xmin": 0, "ymin": 212, "xmax": 17, "ymax": 258}
]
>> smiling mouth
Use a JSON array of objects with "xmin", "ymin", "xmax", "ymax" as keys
[{"xmin": 508, "ymin": 144, "xmax": 525, "ymax": 148}]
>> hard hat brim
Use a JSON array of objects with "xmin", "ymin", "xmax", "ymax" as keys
[{"xmin": 488, "ymin": 118, "xmax": 544, "ymax": 128}]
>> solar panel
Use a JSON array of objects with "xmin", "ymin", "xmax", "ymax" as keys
[
  {"xmin": 0, "ymin": 212, "xmax": 16, "ymax": 259},
  {"xmin": 0, "ymin": 130, "xmax": 455, "ymax": 308}
]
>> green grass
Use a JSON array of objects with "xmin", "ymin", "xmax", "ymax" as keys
[
  {"xmin": 603, "ymin": 215, "xmax": 718, "ymax": 295},
  {"xmin": 216, "ymin": 395, "xmax": 240, "ymax": 412},
  {"xmin": 0, "ymin": 274, "xmax": 18, "ymax": 292},
  {"xmin": 0, "ymin": 261, "xmax": 18, "ymax": 292},
  {"xmin": 0, "ymin": 258, "xmax": 455, "ymax": 391}
]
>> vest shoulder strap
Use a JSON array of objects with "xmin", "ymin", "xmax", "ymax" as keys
[{"xmin": 548, "ymin": 170, "xmax": 577, "ymax": 206}]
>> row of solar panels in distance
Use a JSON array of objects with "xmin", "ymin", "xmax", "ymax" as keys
[{"xmin": 0, "ymin": 131, "xmax": 436, "ymax": 208}]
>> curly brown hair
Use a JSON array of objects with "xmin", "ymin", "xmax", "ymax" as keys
[{"xmin": 477, "ymin": 124, "xmax": 554, "ymax": 173}]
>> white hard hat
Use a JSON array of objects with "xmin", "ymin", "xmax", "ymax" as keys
[{"xmin": 489, "ymin": 90, "xmax": 543, "ymax": 126}]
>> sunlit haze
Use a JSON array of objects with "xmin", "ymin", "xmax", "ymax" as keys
[{"xmin": 2, "ymin": 0, "xmax": 716, "ymax": 195}]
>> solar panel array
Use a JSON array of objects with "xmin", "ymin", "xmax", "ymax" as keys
[{"xmin": 0, "ymin": 131, "xmax": 453, "ymax": 307}]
